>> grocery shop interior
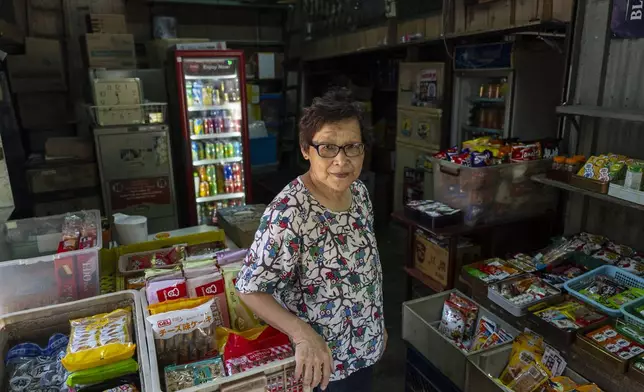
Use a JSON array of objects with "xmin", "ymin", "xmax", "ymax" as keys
[{"xmin": 2, "ymin": 0, "xmax": 644, "ymax": 392}]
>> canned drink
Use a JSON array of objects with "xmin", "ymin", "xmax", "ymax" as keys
[
  {"xmin": 216, "ymin": 165, "xmax": 225, "ymax": 194},
  {"xmin": 223, "ymin": 164, "xmax": 234, "ymax": 193},
  {"xmin": 215, "ymin": 114, "xmax": 224, "ymax": 133},
  {"xmin": 198, "ymin": 142, "xmax": 206, "ymax": 160},
  {"xmin": 233, "ymin": 141, "xmax": 242, "ymax": 157},
  {"xmin": 189, "ymin": 119, "xmax": 195, "ymax": 135},
  {"xmin": 186, "ymin": 81, "xmax": 194, "ymax": 107},
  {"xmin": 207, "ymin": 165, "xmax": 218, "ymax": 195},
  {"xmin": 192, "ymin": 80, "xmax": 203, "ymax": 106},
  {"xmin": 215, "ymin": 142, "xmax": 225, "ymax": 159},
  {"xmin": 223, "ymin": 111, "xmax": 232, "ymax": 132},
  {"xmin": 199, "ymin": 181, "xmax": 210, "ymax": 197},
  {"xmin": 191, "ymin": 141, "xmax": 200, "ymax": 161},
  {"xmin": 194, "ymin": 118, "xmax": 204, "ymax": 135},
  {"xmin": 205, "ymin": 117, "xmax": 214, "ymax": 134},
  {"xmin": 225, "ymin": 142, "xmax": 234, "ymax": 158}
]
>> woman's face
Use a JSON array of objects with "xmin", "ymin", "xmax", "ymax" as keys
[{"xmin": 303, "ymin": 118, "xmax": 364, "ymax": 193}]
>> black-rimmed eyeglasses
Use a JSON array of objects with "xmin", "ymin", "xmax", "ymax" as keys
[{"xmin": 311, "ymin": 143, "xmax": 365, "ymax": 158}]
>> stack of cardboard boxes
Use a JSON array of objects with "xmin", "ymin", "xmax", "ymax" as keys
[{"xmin": 82, "ymin": 13, "xmax": 136, "ymax": 69}]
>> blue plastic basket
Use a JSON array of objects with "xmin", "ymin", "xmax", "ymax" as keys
[
  {"xmin": 621, "ymin": 296, "xmax": 644, "ymax": 330},
  {"xmin": 563, "ymin": 265, "xmax": 644, "ymax": 317}
]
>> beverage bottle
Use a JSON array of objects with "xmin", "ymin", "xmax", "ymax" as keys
[
  {"xmin": 202, "ymin": 142, "xmax": 211, "ymax": 160},
  {"xmin": 193, "ymin": 170, "xmax": 200, "ymax": 196},
  {"xmin": 225, "ymin": 142, "xmax": 234, "ymax": 158},
  {"xmin": 207, "ymin": 117, "xmax": 215, "ymax": 134},
  {"xmin": 198, "ymin": 142, "xmax": 206, "ymax": 160},
  {"xmin": 194, "ymin": 118, "xmax": 204, "ymax": 135},
  {"xmin": 224, "ymin": 164, "xmax": 234, "ymax": 193},
  {"xmin": 196, "ymin": 204, "xmax": 202, "ymax": 224},
  {"xmin": 232, "ymin": 163, "xmax": 243, "ymax": 192},
  {"xmin": 223, "ymin": 111, "xmax": 232, "ymax": 132},
  {"xmin": 216, "ymin": 165, "xmax": 225, "ymax": 194},
  {"xmin": 234, "ymin": 118, "xmax": 241, "ymax": 132},
  {"xmin": 191, "ymin": 141, "xmax": 200, "ymax": 161},
  {"xmin": 215, "ymin": 113, "xmax": 224, "ymax": 133},
  {"xmin": 186, "ymin": 81, "xmax": 194, "ymax": 107},
  {"xmin": 219, "ymin": 82, "xmax": 226, "ymax": 103},
  {"xmin": 233, "ymin": 141, "xmax": 242, "ymax": 157},
  {"xmin": 215, "ymin": 141, "xmax": 224, "ymax": 159},
  {"xmin": 198, "ymin": 166, "xmax": 208, "ymax": 182},
  {"xmin": 214, "ymin": 89, "xmax": 221, "ymax": 105},
  {"xmin": 203, "ymin": 82, "xmax": 213, "ymax": 106},
  {"xmin": 207, "ymin": 165, "xmax": 218, "ymax": 195},
  {"xmin": 199, "ymin": 181, "xmax": 210, "ymax": 197},
  {"xmin": 189, "ymin": 118, "xmax": 195, "ymax": 135},
  {"xmin": 192, "ymin": 80, "xmax": 203, "ymax": 106}
]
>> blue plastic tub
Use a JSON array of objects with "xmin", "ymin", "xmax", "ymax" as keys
[
  {"xmin": 621, "ymin": 296, "xmax": 644, "ymax": 330},
  {"xmin": 250, "ymin": 134, "xmax": 277, "ymax": 166},
  {"xmin": 564, "ymin": 265, "xmax": 644, "ymax": 317}
]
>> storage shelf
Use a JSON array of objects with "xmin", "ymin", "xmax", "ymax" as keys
[
  {"xmin": 196, "ymin": 192, "xmax": 246, "ymax": 203},
  {"xmin": 190, "ymin": 132, "xmax": 242, "ymax": 140},
  {"xmin": 188, "ymin": 103, "xmax": 240, "ymax": 112},
  {"xmin": 148, "ymin": 0, "xmax": 290, "ymax": 9},
  {"xmin": 403, "ymin": 267, "xmax": 444, "ymax": 292},
  {"xmin": 556, "ymin": 104, "xmax": 644, "ymax": 123},
  {"xmin": 184, "ymin": 75, "xmax": 239, "ymax": 81},
  {"xmin": 193, "ymin": 157, "xmax": 243, "ymax": 166},
  {"xmin": 467, "ymin": 96, "xmax": 506, "ymax": 104},
  {"xmin": 462, "ymin": 125, "xmax": 504, "ymax": 135},
  {"xmin": 531, "ymin": 174, "xmax": 644, "ymax": 213}
]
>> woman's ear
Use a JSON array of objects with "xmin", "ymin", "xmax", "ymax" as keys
[{"xmin": 301, "ymin": 145, "xmax": 309, "ymax": 160}]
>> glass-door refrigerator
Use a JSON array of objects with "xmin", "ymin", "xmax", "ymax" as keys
[{"xmin": 169, "ymin": 49, "xmax": 251, "ymax": 227}]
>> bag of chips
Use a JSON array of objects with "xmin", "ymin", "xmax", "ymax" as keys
[
  {"xmin": 437, "ymin": 293, "xmax": 478, "ymax": 343},
  {"xmin": 62, "ymin": 308, "xmax": 136, "ymax": 372},
  {"xmin": 187, "ymin": 272, "xmax": 231, "ymax": 328},
  {"xmin": 164, "ymin": 357, "xmax": 226, "ymax": 392},
  {"xmin": 5, "ymin": 333, "xmax": 69, "ymax": 392}
]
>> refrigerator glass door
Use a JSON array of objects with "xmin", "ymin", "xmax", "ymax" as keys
[
  {"xmin": 451, "ymin": 71, "xmax": 513, "ymax": 146},
  {"xmin": 182, "ymin": 57, "xmax": 247, "ymax": 225}
]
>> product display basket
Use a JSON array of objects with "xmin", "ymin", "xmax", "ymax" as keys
[
  {"xmin": 89, "ymin": 103, "xmax": 168, "ymax": 127},
  {"xmin": 0, "ymin": 290, "xmax": 151, "ymax": 391},
  {"xmin": 487, "ymin": 274, "xmax": 563, "ymax": 317},
  {"xmin": 564, "ymin": 265, "xmax": 644, "ymax": 317},
  {"xmin": 621, "ymin": 296, "xmax": 644, "ymax": 330}
]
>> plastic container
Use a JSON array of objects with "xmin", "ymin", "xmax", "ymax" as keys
[
  {"xmin": 114, "ymin": 213, "xmax": 149, "ymax": 245},
  {"xmin": 139, "ymin": 291, "xmax": 307, "ymax": 392},
  {"xmin": 465, "ymin": 345, "xmax": 589, "ymax": 392},
  {"xmin": 487, "ymin": 274, "xmax": 562, "ymax": 317},
  {"xmin": 0, "ymin": 290, "xmax": 151, "ymax": 391},
  {"xmin": 621, "ymin": 296, "xmax": 644, "ymax": 330},
  {"xmin": 0, "ymin": 210, "xmax": 103, "ymax": 315},
  {"xmin": 249, "ymin": 134, "xmax": 277, "ymax": 166},
  {"xmin": 402, "ymin": 289, "xmax": 520, "ymax": 390},
  {"xmin": 431, "ymin": 158, "xmax": 556, "ymax": 226},
  {"xmin": 564, "ymin": 265, "xmax": 644, "ymax": 317}
]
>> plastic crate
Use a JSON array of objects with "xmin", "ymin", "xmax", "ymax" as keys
[
  {"xmin": 139, "ymin": 291, "xmax": 307, "ymax": 392},
  {"xmin": 621, "ymin": 296, "xmax": 644, "ymax": 330},
  {"xmin": 465, "ymin": 345, "xmax": 589, "ymax": 392},
  {"xmin": 0, "ymin": 210, "xmax": 103, "ymax": 314},
  {"xmin": 0, "ymin": 290, "xmax": 151, "ymax": 392},
  {"xmin": 564, "ymin": 265, "xmax": 644, "ymax": 317},
  {"xmin": 431, "ymin": 158, "xmax": 556, "ymax": 226},
  {"xmin": 402, "ymin": 289, "xmax": 520, "ymax": 390}
]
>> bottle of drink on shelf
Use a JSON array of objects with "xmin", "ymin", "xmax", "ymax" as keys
[
  {"xmin": 216, "ymin": 164, "xmax": 225, "ymax": 194},
  {"xmin": 186, "ymin": 81, "xmax": 194, "ymax": 107},
  {"xmin": 205, "ymin": 117, "xmax": 214, "ymax": 134},
  {"xmin": 207, "ymin": 165, "xmax": 218, "ymax": 195},
  {"xmin": 223, "ymin": 111, "xmax": 232, "ymax": 132},
  {"xmin": 198, "ymin": 166, "xmax": 208, "ymax": 182},
  {"xmin": 219, "ymin": 81, "xmax": 226, "ymax": 103},
  {"xmin": 191, "ymin": 141, "xmax": 200, "ymax": 161},
  {"xmin": 214, "ymin": 112, "xmax": 224, "ymax": 133},
  {"xmin": 192, "ymin": 80, "xmax": 203, "ymax": 106},
  {"xmin": 203, "ymin": 82, "xmax": 213, "ymax": 106},
  {"xmin": 225, "ymin": 141, "xmax": 234, "ymax": 158},
  {"xmin": 224, "ymin": 164, "xmax": 234, "ymax": 193},
  {"xmin": 193, "ymin": 170, "xmax": 200, "ymax": 196},
  {"xmin": 233, "ymin": 141, "xmax": 242, "ymax": 157},
  {"xmin": 232, "ymin": 163, "xmax": 243, "ymax": 192},
  {"xmin": 205, "ymin": 142, "xmax": 216, "ymax": 160},
  {"xmin": 199, "ymin": 181, "xmax": 210, "ymax": 197},
  {"xmin": 196, "ymin": 204, "xmax": 202, "ymax": 224},
  {"xmin": 215, "ymin": 141, "xmax": 225, "ymax": 159}
]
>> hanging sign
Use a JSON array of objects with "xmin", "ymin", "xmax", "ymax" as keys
[{"xmin": 612, "ymin": 0, "xmax": 644, "ymax": 38}]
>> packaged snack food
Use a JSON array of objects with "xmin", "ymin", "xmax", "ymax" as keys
[
  {"xmin": 146, "ymin": 278, "xmax": 187, "ymax": 305},
  {"xmin": 437, "ymin": 293, "xmax": 479, "ymax": 343},
  {"xmin": 5, "ymin": 333, "xmax": 69, "ymax": 392},
  {"xmin": 464, "ymin": 258, "xmax": 520, "ymax": 283},
  {"xmin": 66, "ymin": 358, "xmax": 138, "ymax": 387},
  {"xmin": 148, "ymin": 296, "xmax": 213, "ymax": 315},
  {"xmin": 219, "ymin": 326, "xmax": 293, "ymax": 376},
  {"xmin": 586, "ymin": 325, "xmax": 644, "ymax": 360},
  {"xmin": 186, "ymin": 241, "xmax": 226, "ymax": 257},
  {"xmin": 164, "ymin": 357, "xmax": 226, "ymax": 392},
  {"xmin": 62, "ymin": 308, "xmax": 136, "ymax": 372},
  {"xmin": 147, "ymin": 298, "xmax": 218, "ymax": 368},
  {"xmin": 511, "ymin": 143, "xmax": 542, "ymax": 163},
  {"xmin": 471, "ymin": 316, "xmax": 497, "ymax": 351},
  {"xmin": 500, "ymin": 332, "xmax": 549, "ymax": 391},
  {"xmin": 73, "ymin": 375, "xmax": 141, "ymax": 392},
  {"xmin": 223, "ymin": 266, "xmax": 263, "ymax": 331},
  {"xmin": 591, "ymin": 249, "xmax": 620, "ymax": 264},
  {"xmin": 187, "ymin": 272, "xmax": 231, "ymax": 328},
  {"xmin": 216, "ymin": 249, "xmax": 248, "ymax": 267},
  {"xmin": 145, "ymin": 266, "xmax": 184, "ymax": 282},
  {"xmin": 616, "ymin": 258, "xmax": 644, "ymax": 276},
  {"xmin": 126, "ymin": 276, "xmax": 146, "ymax": 290},
  {"xmin": 125, "ymin": 245, "xmax": 186, "ymax": 271}
]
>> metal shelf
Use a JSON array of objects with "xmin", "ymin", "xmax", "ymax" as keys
[
  {"xmin": 531, "ymin": 174, "xmax": 644, "ymax": 213},
  {"xmin": 184, "ymin": 75, "xmax": 239, "ymax": 81},
  {"xmin": 148, "ymin": 0, "xmax": 290, "ymax": 9},
  {"xmin": 467, "ymin": 96, "xmax": 506, "ymax": 104},
  {"xmin": 193, "ymin": 157, "xmax": 243, "ymax": 166},
  {"xmin": 462, "ymin": 125, "xmax": 504, "ymax": 135},
  {"xmin": 196, "ymin": 192, "xmax": 246, "ymax": 203},
  {"xmin": 556, "ymin": 105, "xmax": 644, "ymax": 123},
  {"xmin": 190, "ymin": 132, "xmax": 242, "ymax": 140},
  {"xmin": 188, "ymin": 103, "xmax": 241, "ymax": 112}
]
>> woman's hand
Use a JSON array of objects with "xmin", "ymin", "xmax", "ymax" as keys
[{"xmin": 292, "ymin": 324, "xmax": 333, "ymax": 390}]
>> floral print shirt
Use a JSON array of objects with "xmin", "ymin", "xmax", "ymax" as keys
[{"xmin": 235, "ymin": 177, "xmax": 385, "ymax": 381}]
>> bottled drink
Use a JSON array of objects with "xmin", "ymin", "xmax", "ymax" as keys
[
  {"xmin": 191, "ymin": 142, "xmax": 200, "ymax": 161},
  {"xmin": 225, "ymin": 142, "xmax": 234, "ymax": 158},
  {"xmin": 233, "ymin": 141, "xmax": 242, "ymax": 157},
  {"xmin": 197, "ymin": 142, "xmax": 206, "ymax": 160},
  {"xmin": 214, "ymin": 113, "xmax": 224, "ymax": 133},
  {"xmin": 205, "ymin": 142, "xmax": 216, "ymax": 160},
  {"xmin": 196, "ymin": 204, "xmax": 202, "ymax": 224},
  {"xmin": 219, "ymin": 82, "xmax": 226, "ymax": 103},
  {"xmin": 216, "ymin": 165, "xmax": 225, "ymax": 194},
  {"xmin": 207, "ymin": 165, "xmax": 218, "ymax": 195},
  {"xmin": 193, "ymin": 118, "xmax": 204, "ymax": 135},
  {"xmin": 223, "ymin": 111, "xmax": 232, "ymax": 132},
  {"xmin": 203, "ymin": 82, "xmax": 213, "ymax": 106},
  {"xmin": 205, "ymin": 117, "xmax": 214, "ymax": 134},
  {"xmin": 186, "ymin": 81, "xmax": 194, "ymax": 107},
  {"xmin": 214, "ymin": 89, "xmax": 221, "ymax": 105},
  {"xmin": 193, "ymin": 171, "xmax": 200, "ymax": 196},
  {"xmin": 232, "ymin": 163, "xmax": 243, "ymax": 192},
  {"xmin": 199, "ymin": 181, "xmax": 210, "ymax": 197},
  {"xmin": 189, "ymin": 119, "xmax": 195, "ymax": 135},
  {"xmin": 223, "ymin": 164, "xmax": 234, "ymax": 193},
  {"xmin": 215, "ymin": 142, "xmax": 225, "ymax": 159},
  {"xmin": 192, "ymin": 80, "xmax": 203, "ymax": 106},
  {"xmin": 198, "ymin": 166, "xmax": 208, "ymax": 182}
]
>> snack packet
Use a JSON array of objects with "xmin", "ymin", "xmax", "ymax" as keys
[
  {"xmin": 148, "ymin": 296, "xmax": 212, "ymax": 315},
  {"xmin": 66, "ymin": 358, "xmax": 138, "ymax": 387},
  {"xmin": 62, "ymin": 308, "xmax": 136, "ymax": 372},
  {"xmin": 223, "ymin": 266, "xmax": 263, "ymax": 331},
  {"xmin": 5, "ymin": 333, "xmax": 69, "ymax": 392},
  {"xmin": 146, "ymin": 278, "xmax": 187, "ymax": 305},
  {"xmin": 437, "ymin": 293, "xmax": 478, "ymax": 343},
  {"xmin": 219, "ymin": 325, "xmax": 293, "ymax": 375},
  {"xmin": 187, "ymin": 272, "xmax": 231, "ymax": 328},
  {"xmin": 164, "ymin": 357, "xmax": 226, "ymax": 392},
  {"xmin": 499, "ymin": 332, "xmax": 548, "ymax": 390}
]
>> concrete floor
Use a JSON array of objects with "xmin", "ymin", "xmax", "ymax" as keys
[{"xmin": 373, "ymin": 223, "xmax": 408, "ymax": 392}]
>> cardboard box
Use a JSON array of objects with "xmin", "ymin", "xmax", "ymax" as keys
[
  {"xmin": 82, "ymin": 33, "xmax": 136, "ymax": 69},
  {"xmin": 29, "ymin": 9, "xmax": 63, "ymax": 37},
  {"xmin": 7, "ymin": 37, "xmax": 66, "ymax": 93},
  {"xmin": 414, "ymin": 232, "xmax": 481, "ymax": 288},
  {"xmin": 146, "ymin": 38, "xmax": 209, "ymax": 67},
  {"xmin": 87, "ymin": 14, "xmax": 127, "ymax": 34},
  {"xmin": 27, "ymin": 162, "xmax": 99, "ymax": 194},
  {"xmin": 216, "ymin": 204, "xmax": 266, "ymax": 249},
  {"xmin": 256, "ymin": 52, "xmax": 285, "ymax": 80}
]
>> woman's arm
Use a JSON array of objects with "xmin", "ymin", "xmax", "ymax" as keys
[{"xmin": 239, "ymin": 292, "xmax": 332, "ymax": 390}]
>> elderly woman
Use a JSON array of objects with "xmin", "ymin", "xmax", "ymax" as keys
[{"xmin": 236, "ymin": 88, "xmax": 386, "ymax": 391}]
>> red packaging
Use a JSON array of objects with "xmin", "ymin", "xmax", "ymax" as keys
[
  {"xmin": 223, "ymin": 326, "xmax": 293, "ymax": 375},
  {"xmin": 510, "ymin": 143, "xmax": 542, "ymax": 162},
  {"xmin": 156, "ymin": 281, "xmax": 188, "ymax": 302},
  {"xmin": 54, "ymin": 256, "xmax": 78, "ymax": 301},
  {"xmin": 451, "ymin": 152, "xmax": 471, "ymax": 166},
  {"xmin": 75, "ymin": 252, "xmax": 98, "ymax": 299},
  {"xmin": 187, "ymin": 273, "xmax": 231, "ymax": 328}
]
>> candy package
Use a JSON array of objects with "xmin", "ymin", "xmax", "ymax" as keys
[
  {"xmin": 66, "ymin": 358, "xmax": 138, "ymax": 387},
  {"xmin": 577, "ymin": 275, "xmax": 638, "ymax": 309},
  {"xmin": 187, "ymin": 272, "xmax": 231, "ymax": 328},
  {"xmin": 533, "ymin": 300, "xmax": 606, "ymax": 331},
  {"xmin": 223, "ymin": 266, "xmax": 263, "ymax": 331},
  {"xmin": 586, "ymin": 325, "xmax": 644, "ymax": 360},
  {"xmin": 219, "ymin": 325, "xmax": 293, "ymax": 376},
  {"xmin": 5, "ymin": 333, "xmax": 69, "ymax": 392},
  {"xmin": 148, "ymin": 296, "xmax": 212, "ymax": 315},
  {"xmin": 73, "ymin": 375, "xmax": 141, "ymax": 392},
  {"xmin": 147, "ymin": 298, "xmax": 218, "ymax": 368},
  {"xmin": 464, "ymin": 258, "xmax": 520, "ymax": 283},
  {"xmin": 493, "ymin": 275, "xmax": 559, "ymax": 306},
  {"xmin": 437, "ymin": 293, "xmax": 479, "ymax": 343},
  {"xmin": 146, "ymin": 278, "xmax": 187, "ymax": 305},
  {"xmin": 216, "ymin": 249, "xmax": 248, "ymax": 267},
  {"xmin": 145, "ymin": 266, "xmax": 183, "ymax": 283},
  {"xmin": 499, "ymin": 332, "xmax": 549, "ymax": 391},
  {"xmin": 539, "ymin": 262, "xmax": 588, "ymax": 289},
  {"xmin": 616, "ymin": 258, "xmax": 644, "ymax": 276},
  {"xmin": 124, "ymin": 245, "xmax": 186, "ymax": 272},
  {"xmin": 469, "ymin": 316, "xmax": 513, "ymax": 352},
  {"xmin": 164, "ymin": 357, "xmax": 226, "ymax": 392},
  {"xmin": 186, "ymin": 241, "xmax": 226, "ymax": 257},
  {"xmin": 62, "ymin": 308, "xmax": 136, "ymax": 372},
  {"xmin": 591, "ymin": 249, "xmax": 620, "ymax": 264}
]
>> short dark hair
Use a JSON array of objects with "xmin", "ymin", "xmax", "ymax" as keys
[{"xmin": 299, "ymin": 87, "xmax": 371, "ymax": 148}]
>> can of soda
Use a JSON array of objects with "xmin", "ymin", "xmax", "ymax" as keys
[
  {"xmin": 186, "ymin": 81, "xmax": 194, "ymax": 107},
  {"xmin": 205, "ymin": 143, "xmax": 215, "ymax": 160},
  {"xmin": 189, "ymin": 118, "xmax": 195, "ymax": 135},
  {"xmin": 197, "ymin": 142, "xmax": 205, "ymax": 160},
  {"xmin": 192, "ymin": 80, "xmax": 203, "ymax": 106},
  {"xmin": 233, "ymin": 141, "xmax": 242, "ymax": 157},
  {"xmin": 205, "ymin": 118, "xmax": 214, "ymax": 134},
  {"xmin": 223, "ymin": 164, "xmax": 234, "ymax": 193},
  {"xmin": 225, "ymin": 142, "xmax": 234, "ymax": 158},
  {"xmin": 216, "ymin": 165, "xmax": 225, "ymax": 194},
  {"xmin": 191, "ymin": 141, "xmax": 200, "ymax": 161},
  {"xmin": 207, "ymin": 165, "xmax": 218, "ymax": 195},
  {"xmin": 194, "ymin": 118, "xmax": 204, "ymax": 135},
  {"xmin": 215, "ymin": 142, "xmax": 225, "ymax": 159}
]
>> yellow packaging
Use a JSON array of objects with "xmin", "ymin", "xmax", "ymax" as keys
[
  {"xmin": 222, "ymin": 266, "xmax": 263, "ymax": 331},
  {"xmin": 148, "ymin": 296, "xmax": 213, "ymax": 315},
  {"xmin": 62, "ymin": 308, "xmax": 136, "ymax": 372},
  {"xmin": 463, "ymin": 136, "xmax": 491, "ymax": 151}
]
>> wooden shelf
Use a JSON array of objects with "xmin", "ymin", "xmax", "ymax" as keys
[
  {"xmin": 532, "ymin": 174, "xmax": 644, "ymax": 213},
  {"xmin": 556, "ymin": 105, "xmax": 644, "ymax": 123},
  {"xmin": 404, "ymin": 267, "xmax": 444, "ymax": 293}
]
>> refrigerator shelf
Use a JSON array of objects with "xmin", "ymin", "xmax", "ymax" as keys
[
  {"xmin": 188, "ymin": 102, "xmax": 241, "ymax": 112},
  {"xmin": 184, "ymin": 74, "xmax": 239, "ymax": 81},
  {"xmin": 467, "ymin": 96, "xmax": 505, "ymax": 104},
  {"xmin": 196, "ymin": 192, "xmax": 246, "ymax": 203},
  {"xmin": 190, "ymin": 132, "xmax": 242, "ymax": 140},
  {"xmin": 462, "ymin": 125, "xmax": 504, "ymax": 135},
  {"xmin": 193, "ymin": 157, "xmax": 243, "ymax": 166}
]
